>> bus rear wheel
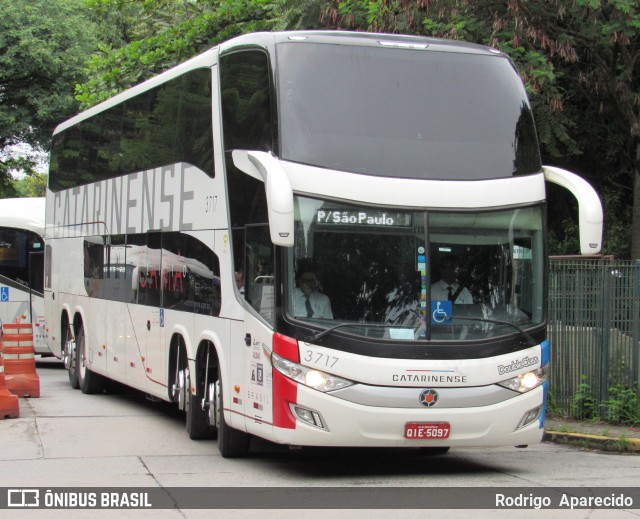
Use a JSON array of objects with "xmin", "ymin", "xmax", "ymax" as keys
[
  {"xmin": 216, "ymin": 368, "xmax": 249, "ymax": 458},
  {"xmin": 76, "ymin": 326, "xmax": 105, "ymax": 394},
  {"xmin": 186, "ymin": 364, "xmax": 216, "ymax": 440},
  {"xmin": 63, "ymin": 324, "xmax": 80, "ymax": 390}
]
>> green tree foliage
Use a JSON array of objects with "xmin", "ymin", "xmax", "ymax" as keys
[
  {"xmin": 20, "ymin": 0, "xmax": 638, "ymax": 258},
  {"xmin": 271, "ymin": 0, "xmax": 328, "ymax": 29},
  {"xmin": 75, "ymin": 0, "xmax": 278, "ymax": 107},
  {"xmin": 0, "ymin": 0, "xmax": 100, "ymax": 197},
  {"xmin": 14, "ymin": 173, "xmax": 47, "ymax": 198}
]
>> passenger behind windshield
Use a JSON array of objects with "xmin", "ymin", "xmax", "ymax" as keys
[
  {"xmin": 431, "ymin": 255, "xmax": 473, "ymax": 304},
  {"xmin": 293, "ymin": 259, "xmax": 333, "ymax": 319}
]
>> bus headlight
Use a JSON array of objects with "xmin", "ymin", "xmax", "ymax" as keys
[
  {"xmin": 498, "ymin": 364, "xmax": 549, "ymax": 393},
  {"xmin": 271, "ymin": 352, "xmax": 354, "ymax": 392}
]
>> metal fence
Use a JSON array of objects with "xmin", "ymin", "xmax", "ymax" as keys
[{"xmin": 548, "ymin": 257, "xmax": 640, "ymax": 418}]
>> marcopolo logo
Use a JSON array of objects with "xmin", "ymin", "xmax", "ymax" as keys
[
  {"xmin": 497, "ymin": 356, "xmax": 539, "ymax": 376},
  {"xmin": 419, "ymin": 389, "xmax": 439, "ymax": 407}
]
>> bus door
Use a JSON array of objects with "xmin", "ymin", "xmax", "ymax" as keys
[{"xmin": 237, "ymin": 225, "xmax": 275, "ymax": 434}]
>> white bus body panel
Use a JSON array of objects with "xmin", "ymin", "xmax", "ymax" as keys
[
  {"xmin": 283, "ymin": 384, "xmax": 544, "ymax": 447},
  {"xmin": 269, "ymin": 344, "xmax": 546, "ymax": 447},
  {"xmin": 0, "ymin": 197, "xmax": 45, "ymax": 235},
  {"xmin": 282, "ymin": 160, "xmax": 547, "ymax": 209}
]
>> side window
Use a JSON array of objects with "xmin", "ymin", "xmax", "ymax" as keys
[
  {"xmin": 83, "ymin": 236, "xmax": 105, "ymax": 297},
  {"xmin": 125, "ymin": 233, "xmax": 150, "ymax": 306},
  {"xmin": 232, "ymin": 226, "xmax": 246, "ymax": 300},
  {"xmin": 49, "ymin": 68, "xmax": 213, "ymax": 192},
  {"xmin": 221, "ymin": 50, "xmax": 274, "ymax": 308},
  {"xmin": 226, "ymin": 155, "xmax": 269, "ymax": 268},
  {"xmin": 144, "ymin": 232, "xmax": 163, "ymax": 308},
  {"xmin": 105, "ymin": 235, "xmax": 128, "ymax": 302},
  {"xmin": 29, "ymin": 231, "xmax": 44, "ymax": 293},
  {"xmin": 82, "ymin": 234, "xmax": 132, "ymax": 302},
  {"xmin": 0, "ymin": 228, "xmax": 35, "ymax": 287},
  {"xmin": 162, "ymin": 232, "xmax": 221, "ymax": 316},
  {"xmin": 220, "ymin": 50, "xmax": 273, "ymax": 153},
  {"xmin": 245, "ymin": 225, "xmax": 275, "ymax": 324},
  {"xmin": 81, "ymin": 232, "xmax": 220, "ymax": 315}
]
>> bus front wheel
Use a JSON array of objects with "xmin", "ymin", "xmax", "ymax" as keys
[{"xmin": 216, "ymin": 368, "xmax": 249, "ymax": 458}]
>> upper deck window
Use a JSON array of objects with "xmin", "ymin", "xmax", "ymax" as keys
[
  {"xmin": 220, "ymin": 50, "xmax": 274, "ymax": 153},
  {"xmin": 49, "ymin": 68, "xmax": 214, "ymax": 192},
  {"xmin": 276, "ymin": 42, "xmax": 540, "ymax": 180}
]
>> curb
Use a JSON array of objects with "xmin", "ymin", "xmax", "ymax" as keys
[{"xmin": 544, "ymin": 430, "xmax": 640, "ymax": 453}]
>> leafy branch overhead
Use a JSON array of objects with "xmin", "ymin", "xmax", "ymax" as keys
[
  {"xmin": 0, "ymin": 0, "xmax": 99, "ymax": 149},
  {"xmin": 317, "ymin": 0, "xmax": 640, "ymax": 259},
  {"xmin": 76, "ymin": 0, "xmax": 278, "ymax": 107},
  {"xmin": 2, "ymin": 0, "xmax": 639, "ymax": 259}
]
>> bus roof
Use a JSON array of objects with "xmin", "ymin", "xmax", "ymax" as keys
[
  {"xmin": 53, "ymin": 30, "xmax": 505, "ymax": 137},
  {"xmin": 0, "ymin": 197, "xmax": 45, "ymax": 236},
  {"xmin": 219, "ymin": 30, "xmax": 504, "ymax": 57}
]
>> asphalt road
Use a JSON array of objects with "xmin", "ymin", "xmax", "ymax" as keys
[{"xmin": 1, "ymin": 358, "xmax": 639, "ymax": 518}]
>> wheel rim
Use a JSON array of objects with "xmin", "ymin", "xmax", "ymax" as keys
[
  {"xmin": 78, "ymin": 331, "xmax": 87, "ymax": 379},
  {"xmin": 63, "ymin": 331, "xmax": 74, "ymax": 370},
  {"xmin": 175, "ymin": 368, "xmax": 188, "ymax": 411},
  {"xmin": 208, "ymin": 382, "xmax": 217, "ymax": 428},
  {"xmin": 214, "ymin": 379, "xmax": 222, "ymax": 429},
  {"xmin": 69, "ymin": 330, "xmax": 77, "ymax": 373}
]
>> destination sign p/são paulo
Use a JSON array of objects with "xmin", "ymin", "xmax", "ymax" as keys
[{"xmin": 316, "ymin": 210, "xmax": 412, "ymax": 227}]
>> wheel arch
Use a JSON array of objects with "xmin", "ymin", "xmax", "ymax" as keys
[
  {"xmin": 72, "ymin": 309, "xmax": 84, "ymax": 334},
  {"xmin": 59, "ymin": 307, "xmax": 71, "ymax": 356}
]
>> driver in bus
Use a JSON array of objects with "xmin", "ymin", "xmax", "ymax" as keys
[
  {"xmin": 293, "ymin": 259, "xmax": 333, "ymax": 319},
  {"xmin": 431, "ymin": 255, "xmax": 473, "ymax": 304}
]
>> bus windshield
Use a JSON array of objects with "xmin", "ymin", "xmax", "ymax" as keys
[
  {"xmin": 276, "ymin": 42, "xmax": 541, "ymax": 180},
  {"xmin": 285, "ymin": 196, "xmax": 545, "ymax": 342}
]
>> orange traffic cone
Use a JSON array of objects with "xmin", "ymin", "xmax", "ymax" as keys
[
  {"xmin": 0, "ymin": 332, "xmax": 20, "ymax": 418},
  {"xmin": 3, "ymin": 318, "xmax": 40, "ymax": 398}
]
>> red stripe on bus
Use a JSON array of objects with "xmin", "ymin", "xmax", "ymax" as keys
[
  {"xmin": 272, "ymin": 367, "xmax": 297, "ymax": 429},
  {"xmin": 273, "ymin": 333, "xmax": 300, "ymax": 362}
]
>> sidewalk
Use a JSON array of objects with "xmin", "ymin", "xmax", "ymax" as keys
[{"xmin": 544, "ymin": 417, "xmax": 640, "ymax": 453}]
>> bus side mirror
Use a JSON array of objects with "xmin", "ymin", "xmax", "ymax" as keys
[
  {"xmin": 232, "ymin": 150, "xmax": 294, "ymax": 247},
  {"xmin": 543, "ymin": 165, "xmax": 603, "ymax": 255}
]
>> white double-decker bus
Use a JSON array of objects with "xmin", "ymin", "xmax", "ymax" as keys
[
  {"xmin": 0, "ymin": 197, "xmax": 49, "ymax": 355},
  {"xmin": 45, "ymin": 31, "xmax": 603, "ymax": 457}
]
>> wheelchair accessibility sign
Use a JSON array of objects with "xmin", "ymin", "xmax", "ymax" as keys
[
  {"xmin": 431, "ymin": 300, "xmax": 452, "ymax": 324},
  {"xmin": 1, "ymin": 287, "xmax": 9, "ymax": 301}
]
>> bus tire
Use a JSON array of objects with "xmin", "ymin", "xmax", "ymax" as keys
[
  {"xmin": 216, "ymin": 368, "xmax": 249, "ymax": 458},
  {"xmin": 186, "ymin": 369, "xmax": 216, "ymax": 440},
  {"xmin": 65, "ymin": 324, "xmax": 80, "ymax": 390},
  {"xmin": 77, "ymin": 326, "xmax": 105, "ymax": 394}
]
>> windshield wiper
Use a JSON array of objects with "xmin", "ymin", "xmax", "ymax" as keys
[
  {"xmin": 305, "ymin": 317, "xmax": 537, "ymax": 346},
  {"xmin": 306, "ymin": 322, "xmax": 404, "ymax": 342},
  {"xmin": 447, "ymin": 316, "xmax": 537, "ymax": 347}
]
